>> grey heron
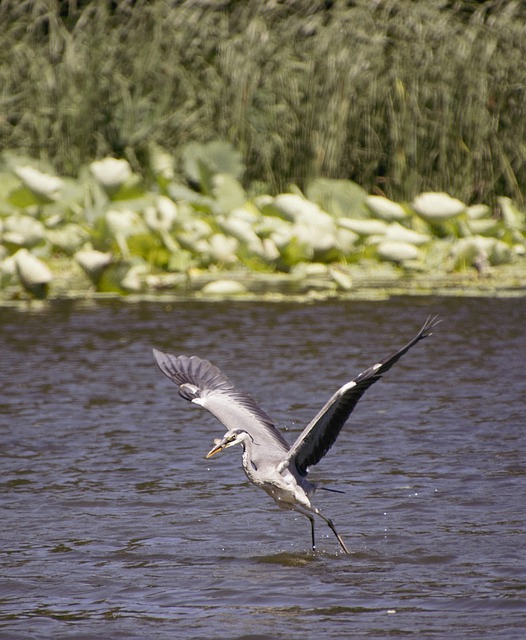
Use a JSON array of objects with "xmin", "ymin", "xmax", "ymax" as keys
[{"xmin": 153, "ymin": 316, "xmax": 439, "ymax": 554}]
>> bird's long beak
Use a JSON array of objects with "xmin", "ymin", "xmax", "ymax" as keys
[{"xmin": 205, "ymin": 440, "xmax": 226, "ymax": 459}]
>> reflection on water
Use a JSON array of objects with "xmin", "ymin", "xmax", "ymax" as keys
[{"xmin": 1, "ymin": 297, "xmax": 525, "ymax": 639}]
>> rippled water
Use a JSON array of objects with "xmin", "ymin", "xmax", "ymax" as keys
[{"xmin": 1, "ymin": 296, "xmax": 525, "ymax": 639}]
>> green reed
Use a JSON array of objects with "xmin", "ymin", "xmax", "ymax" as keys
[{"xmin": 1, "ymin": 0, "xmax": 525, "ymax": 204}]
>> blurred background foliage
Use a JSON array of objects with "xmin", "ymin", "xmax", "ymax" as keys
[{"xmin": 1, "ymin": 0, "xmax": 525, "ymax": 205}]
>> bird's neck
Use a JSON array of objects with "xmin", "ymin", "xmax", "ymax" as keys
[{"xmin": 240, "ymin": 441, "xmax": 259, "ymax": 477}]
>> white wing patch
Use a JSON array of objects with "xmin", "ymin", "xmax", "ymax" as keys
[{"xmin": 340, "ymin": 380, "xmax": 357, "ymax": 394}]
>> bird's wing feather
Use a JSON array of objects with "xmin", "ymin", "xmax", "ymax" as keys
[
  {"xmin": 281, "ymin": 316, "xmax": 440, "ymax": 476},
  {"xmin": 153, "ymin": 350, "xmax": 290, "ymax": 452}
]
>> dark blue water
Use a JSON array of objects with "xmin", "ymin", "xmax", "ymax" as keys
[{"xmin": 1, "ymin": 296, "xmax": 525, "ymax": 639}]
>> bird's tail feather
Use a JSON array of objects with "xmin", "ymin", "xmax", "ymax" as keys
[{"xmin": 319, "ymin": 486, "xmax": 346, "ymax": 494}]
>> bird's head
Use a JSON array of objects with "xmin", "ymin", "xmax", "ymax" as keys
[{"xmin": 205, "ymin": 429, "xmax": 252, "ymax": 458}]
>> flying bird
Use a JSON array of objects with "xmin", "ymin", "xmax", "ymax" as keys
[{"xmin": 153, "ymin": 316, "xmax": 439, "ymax": 554}]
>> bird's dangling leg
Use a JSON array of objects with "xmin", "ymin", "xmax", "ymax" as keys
[
  {"xmin": 308, "ymin": 515, "xmax": 316, "ymax": 552},
  {"xmin": 316, "ymin": 508, "xmax": 350, "ymax": 555}
]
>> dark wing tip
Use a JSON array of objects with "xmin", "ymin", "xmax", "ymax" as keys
[
  {"xmin": 152, "ymin": 348, "xmax": 177, "ymax": 380},
  {"xmin": 152, "ymin": 350, "xmax": 237, "ymax": 398},
  {"xmin": 290, "ymin": 315, "xmax": 441, "ymax": 474},
  {"xmin": 421, "ymin": 313, "xmax": 442, "ymax": 335},
  {"xmin": 420, "ymin": 315, "xmax": 441, "ymax": 339},
  {"xmin": 152, "ymin": 347, "xmax": 167, "ymax": 371}
]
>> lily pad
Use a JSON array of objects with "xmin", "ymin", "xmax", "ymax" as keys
[
  {"xmin": 90, "ymin": 158, "xmax": 132, "ymax": 193},
  {"xmin": 14, "ymin": 248, "xmax": 52, "ymax": 297},
  {"xmin": 412, "ymin": 192, "xmax": 466, "ymax": 221},
  {"xmin": 451, "ymin": 236, "xmax": 512, "ymax": 269},
  {"xmin": 217, "ymin": 211, "xmax": 263, "ymax": 254},
  {"xmin": 365, "ymin": 195, "xmax": 407, "ymax": 221},
  {"xmin": 182, "ymin": 141, "xmax": 245, "ymax": 190},
  {"xmin": 338, "ymin": 218, "xmax": 388, "ymax": 237},
  {"xmin": 212, "ymin": 174, "xmax": 247, "ymax": 213},
  {"xmin": 306, "ymin": 178, "xmax": 368, "ymax": 218},
  {"xmin": 385, "ymin": 222, "xmax": 430, "ymax": 246},
  {"xmin": 147, "ymin": 143, "xmax": 175, "ymax": 184},
  {"xmin": 46, "ymin": 224, "xmax": 88, "ymax": 254},
  {"xmin": 74, "ymin": 249, "xmax": 113, "ymax": 284},
  {"xmin": 498, "ymin": 197, "xmax": 525, "ymax": 231},
  {"xmin": 273, "ymin": 194, "xmax": 324, "ymax": 222},
  {"xmin": 14, "ymin": 166, "xmax": 64, "ymax": 202},
  {"xmin": 208, "ymin": 233, "xmax": 239, "ymax": 264},
  {"xmin": 200, "ymin": 279, "xmax": 248, "ymax": 296},
  {"xmin": 466, "ymin": 218, "xmax": 501, "ymax": 237},
  {"xmin": 467, "ymin": 204, "xmax": 492, "ymax": 220},
  {"xmin": 377, "ymin": 240, "xmax": 420, "ymax": 263},
  {"xmin": 2, "ymin": 214, "xmax": 45, "ymax": 247}
]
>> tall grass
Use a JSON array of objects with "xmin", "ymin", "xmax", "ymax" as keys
[{"xmin": 1, "ymin": 0, "xmax": 525, "ymax": 204}]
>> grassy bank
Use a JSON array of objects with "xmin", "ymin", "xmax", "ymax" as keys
[{"xmin": 1, "ymin": 0, "xmax": 526, "ymax": 204}]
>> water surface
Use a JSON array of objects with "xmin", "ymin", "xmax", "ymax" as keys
[{"xmin": 1, "ymin": 297, "xmax": 525, "ymax": 639}]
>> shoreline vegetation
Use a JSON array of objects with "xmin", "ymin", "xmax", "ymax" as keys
[
  {"xmin": 1, "ymin": 1, "xmax": 525, "ymax": 303},
  {"xmin": 1, "ymin": 147, "xmax": 525, "ymax": 304}
]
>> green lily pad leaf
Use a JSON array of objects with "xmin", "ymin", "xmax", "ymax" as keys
[
  {"xmin": 147, "ymin": 143, "xmax": 175, "ymax": 185},
  {"xmin": 104, "ymin": 209, "xmax": 148, "ymax": 258},
  {"xmin": 74, "ymin": 249, "xmax": 113, "ymax": 284},
  {"xmin": 182, "ymin": 141, "xmax": 245, "ymax": 187},
  {"xmin": 126, "ymin": 233, "xmax": 171, "ymax": 268},
  {"xmin": 98, "ymin": 262, "xmax": 130, "ymax": 293},
  {"xmin": 305, "ymin": 178, "xmax": 368, "ymax": 218},
  {"xmin": 167, "ymin": 182, "xmax": 215, "ymax": 212},
  {"xmin": 108, "ymin": 174, "xmax": 145, "ymax": 202},
  {"xmin": 167, "ymin": 249, "xmax": 194, "ymax": 272},
  {"xmin": 0, "ymin": 263, "xmax": 14, "ymax": 288},
  {"xmin": 0, "ymin": 170, "xmax": 21, "ymax": 199},
  {"xmin": 498, "ymin": 197, "xmax": 525, "ymax": 231},
  {"xmin": 212, "ymin": 174, "xmax": 246, "ymax": 213},
  {"xmin": 277, "ymin": 235, "xmax": 312, "ymax": 269},
  {"xmin": 6, "ymin": 185, "xmax": 42, "ymax": 209}
]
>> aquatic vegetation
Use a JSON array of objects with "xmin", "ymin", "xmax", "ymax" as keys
[
  {"xmin": 0, "ymin": 144, "xmax": 525, "ymax": 302},
  {"xmin": 13, "ymin": 248, "xmax": 52, "ymax": 299},
  {"xmin": 13, "ymin": 166, "xmax": 64, "ymax": 203}
]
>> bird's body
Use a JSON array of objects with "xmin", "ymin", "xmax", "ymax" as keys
[{"xmin": 153, "ymin": 316, "xmax": 439, "ymax": 554}]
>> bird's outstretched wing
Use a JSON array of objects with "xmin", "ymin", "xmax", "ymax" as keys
[
  {"xmin": 281, "ymin": 316, "xmax": 440, "ymax": 477},
  {"xmin": 153, "ymin": 350, "xmax": 290, "ymax": 452}
]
